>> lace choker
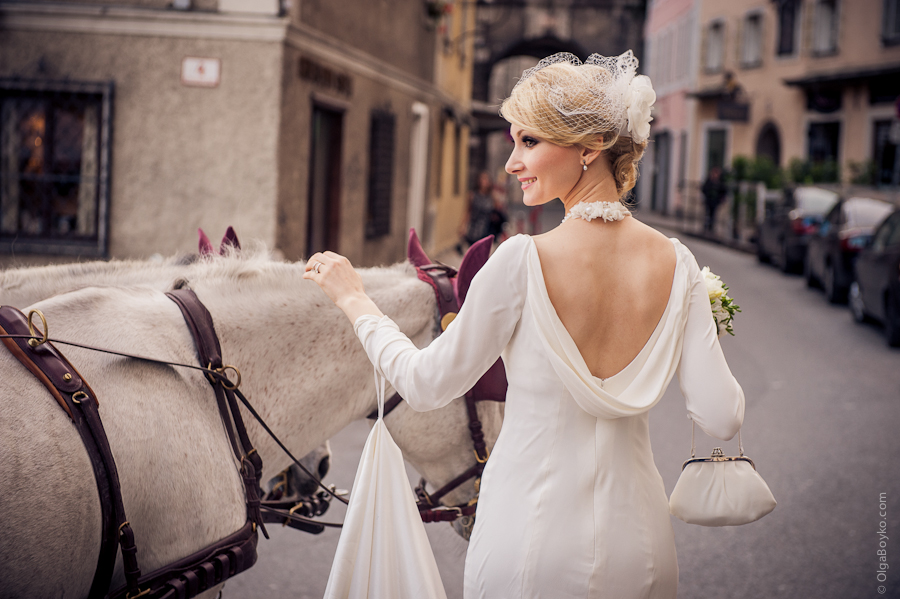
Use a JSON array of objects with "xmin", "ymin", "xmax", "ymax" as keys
[{"xmin": 561, "ymin": 201, "xmax": 631, "ymax": 224}]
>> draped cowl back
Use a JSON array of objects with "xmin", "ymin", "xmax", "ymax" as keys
[
  {"xmin": 525, "ymin": 237, "xmax": 690, "ymax": 419},
  {"xmin": 355, "ymin": 233, "xmax": 745, "ymax": 599}
]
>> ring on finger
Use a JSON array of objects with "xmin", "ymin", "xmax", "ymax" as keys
[{"xmin": 313, "ymin": 261, "xmax": 323, "ymax": 274}]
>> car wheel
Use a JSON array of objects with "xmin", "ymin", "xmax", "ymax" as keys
[
  {"xmin": 886, "ymin": 293, "xmax": 900, "ymax": 348},
  {"xmin": 849, "ymin": 282, "xmax": 867, "ymax": 323},
  {"xmin": 824, "ymin": 262, "xmax": 846, "ymax": 303},
  {"xmin": 804, "ymin": 253, "xmax": 818, "ymax": 288}
]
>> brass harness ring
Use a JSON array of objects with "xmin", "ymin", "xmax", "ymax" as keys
[
  {"xmin": 206, "ymin": 363, "xmax": 242, "ymax": 390},
  {"xmin": 26, "ymin": 309, "xmax": 49, "ymax": 348}
]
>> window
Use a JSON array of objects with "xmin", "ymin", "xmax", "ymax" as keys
[
  {"xmin": 807, "ymin": 121, "xmax": 840, "ymax": 163},
  {"xmin": 812, "ymin": 0, "xmax": 839, "ymax": 56},
  {"xmin": 873, "ymin": 120, "xmax": 899, "ymax": 186},
  {"xmin": 872, "ymin": 212, "xmax": 900, "ymax": 251},
  {"xmin": 705, "ymin": 128, "xmax": 728, "ymax": 175},
  {"xmin": 741, "ymin": 13, "xmax": 763, "ymax": 68},
  {"xmin": 705, "ymin": 21, "xmax": 725, "ymax": 73},
  {"xmin": 776, "ymin": 0, "xmax": 800, "ymax": 56},
  {"xmin": 0, "ymin": 80, "xmax": 112, "ymax": 256},
  {"xmin": 365, "ymin": 109, "xmax": 395, "ymax": 239},
  {"xmin": 884, "ymin": 0, "xmax": 900, "ymax": 45}
]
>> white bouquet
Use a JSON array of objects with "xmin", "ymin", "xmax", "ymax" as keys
[{"xmin": 701, "ymin": 266, "xmax": 740, "ymax": 337}]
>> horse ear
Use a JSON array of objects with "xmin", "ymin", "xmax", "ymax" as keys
[
  {"xmin": 220, "ymin": 226, "xmax": 241, "ymax": 254},
  {"xmin": 407, "ymin": 228, "xmax": 432, "ymax": 268},
  {"xmin": 457, "ymin": 235, "xmax": 493, "ymax": 305},
  {"xmin": 198, "ymin": 228, "xmax": 214, "ymax": 256}
]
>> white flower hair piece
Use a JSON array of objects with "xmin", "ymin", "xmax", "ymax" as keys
[{"xmin": 513, "ymin": 49, "xmax": 656, "ymax": 144}]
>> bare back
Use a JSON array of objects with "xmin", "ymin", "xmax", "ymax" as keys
[{"xmin": 533, "ymin": 215, "xmax": 677, "ymax": 380}]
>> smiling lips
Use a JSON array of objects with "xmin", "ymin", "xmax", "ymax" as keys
[{"xmin": 519, "ymin": 177, "xmax": 537, "ymax": 189}]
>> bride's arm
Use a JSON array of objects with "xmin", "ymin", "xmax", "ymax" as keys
[
  {"xmin": 305, "ymin": 237, "xmax": 528, "ymax": 411},
  {"xmin": 675, "ymin": 254, "xmax": 745, "ymax": 440}
]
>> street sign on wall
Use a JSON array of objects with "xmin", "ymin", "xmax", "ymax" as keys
[{"xmin": 181, "ymin": 58, "xmax": 221, "ymax": 88}]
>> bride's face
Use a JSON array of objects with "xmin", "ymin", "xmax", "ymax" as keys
[{"xmin": 505, "ymin": 124, "xmax": 583, "ymax": 206}]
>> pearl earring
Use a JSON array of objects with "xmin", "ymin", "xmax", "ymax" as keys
[{"xmin": 582, "ymin": 161, "xmax": 588, "ymax": 171}]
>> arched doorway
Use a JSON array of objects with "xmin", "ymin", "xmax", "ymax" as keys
[{"xmin": 755, "ymin": 122, "xmax": 781, "ymax": 166}]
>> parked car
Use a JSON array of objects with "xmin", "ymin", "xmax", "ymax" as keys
[
  {"xmin": 805, "ymin": 197, "xmax": 895, "ymax": 303},
  {"xmin": 849, "ymin": 207, "xmax": 900, "ymax": 347},
  {"xmin": 757, "ymin": 186, "xmax": 839, "ymax": 273}
]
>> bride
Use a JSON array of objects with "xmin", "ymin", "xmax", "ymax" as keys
[{"xmin": 305, "ymin": 51, "xmax": 745, "ymax": 599}]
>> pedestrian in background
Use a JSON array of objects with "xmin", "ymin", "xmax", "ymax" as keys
[
  {"xmin": 702, "ymin": 166, "xmax": 727, "ymax": 233},
  {"xmin": 458, "ymin": 172, "xmax": 508, "ymax": 252}
]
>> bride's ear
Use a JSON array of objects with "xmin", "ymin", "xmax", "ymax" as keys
[{"xmin": 579, "ymin": 145, "xmax": 603, "ymax": 168}]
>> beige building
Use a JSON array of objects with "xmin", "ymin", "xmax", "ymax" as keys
[
  {"xmin": 643, "ymin": 0, "xmax": 900, "ymax": 215},
  {"xmin": 0, "ymin": 0, "xmax": 475, "ymax": 267}
]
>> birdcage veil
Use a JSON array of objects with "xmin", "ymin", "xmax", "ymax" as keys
[{"xmin": 501, "ymin": 50, "xmax": 656, "ymax": 145}]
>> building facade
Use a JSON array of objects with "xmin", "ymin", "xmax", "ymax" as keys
[
  {"xmin": 643, "ymin": 0, "xmax": 900, "ymax": 215},
  {"xmin": 0, "ymin": 0, "xmax": 475, "ymax": 266}
]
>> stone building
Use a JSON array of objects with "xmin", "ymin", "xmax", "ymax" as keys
[
  {"xmin": 0, "ymin": 0, "xmax": 476, "ymax": 266},
  {"xmin": 642, "ymin": 0, "xmax": 900, "ymax": 216}
]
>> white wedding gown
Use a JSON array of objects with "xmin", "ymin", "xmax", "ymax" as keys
[{"xmin": 354, "ymin": 234, "xmax": 745, "ymax": 599}]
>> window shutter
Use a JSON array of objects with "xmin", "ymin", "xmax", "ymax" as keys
[{"xmin": 365, "ymin": 110, "xmax": 395, "ymax": 239}]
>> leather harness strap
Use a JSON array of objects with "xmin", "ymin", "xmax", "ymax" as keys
[
  {"xmin": 165, "ymin": 289, "xmax": 267, "ymax": 539},
  {"xmin": 1, "ymin": 293, "xmax": 268, "ymax": 599},
  {"xmin": 0, "ymin": 306, "xmax": 142, "ymax": 598}
]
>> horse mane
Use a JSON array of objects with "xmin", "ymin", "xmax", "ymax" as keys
[{"xmin": 181, "ymin": 240, "xmax": 418, "ymax": 294}]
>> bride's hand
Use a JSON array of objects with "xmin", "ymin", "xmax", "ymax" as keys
[{"xmin": 303, "ymin": 251, "xmax": 383, "ymax": 322}]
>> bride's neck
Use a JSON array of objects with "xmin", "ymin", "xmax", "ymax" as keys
[{"xmin": 561, "ymin": 163, "xmax": 620, "ymax": 212}]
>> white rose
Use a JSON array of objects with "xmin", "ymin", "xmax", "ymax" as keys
[
  {"xmin": 626, "ymin": 75, "xmax": 656, "ymax": 143},
  {"xmin": 702, "ymin": 266, "xmax": 726, "ymax": 301}
]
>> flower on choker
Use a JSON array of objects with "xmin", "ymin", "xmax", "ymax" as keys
[{"xmin": 561, "ymin": 201, "xmax": 632, "ymax": 224}]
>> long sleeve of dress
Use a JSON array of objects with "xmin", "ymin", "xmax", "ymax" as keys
[
  {"xmin": 354, "ymin": 235, "xmax": 529, "ymax": 412},
  {"xmin": 675, "ymin": 254, "xmax": 745, "ymax": 441}
]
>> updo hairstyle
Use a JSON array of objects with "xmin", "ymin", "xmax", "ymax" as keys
[{"xmin": 500, "ymin": 61, "xmax": 647, "ymax": 199}]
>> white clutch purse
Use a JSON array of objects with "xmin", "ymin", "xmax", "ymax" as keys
[{"xmin": 669, "ymin": 423, "xmax": 776, "ymax": 527}]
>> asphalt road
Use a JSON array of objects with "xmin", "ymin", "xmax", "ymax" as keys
[{"xmin": 228, "ymin": 215, "xmax": 900, "ymax": 599}]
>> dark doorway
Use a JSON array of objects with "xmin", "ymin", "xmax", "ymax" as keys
[
  {"xmin": 807, "ymin": 121, "xmax": 840, "ymax": 163},
  {"xmin": 756, "ymin": 122, "xmax": 781, "ymax": 166},
  {"xmin": 307, "ymin": 105, "xmax": 343, "ymax": 257},
  {"xmin": 651, "ymin": 131, "xmax": 671, "ymax": 212}
]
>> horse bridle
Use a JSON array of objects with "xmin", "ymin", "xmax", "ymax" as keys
[{"xmin": 366, "ymin": 261, "xmax": 507, "ymax": 524}]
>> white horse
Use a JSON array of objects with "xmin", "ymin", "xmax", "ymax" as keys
[
  {"xmin": 0, "ymin": 245, "xmax": 333, "ymax": 495},
  {"xmin": 0, "ymin": 251, "xmax": 503, "ymax": 598}
]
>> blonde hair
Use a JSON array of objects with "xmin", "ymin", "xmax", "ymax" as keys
[{"xmin": 500, "ymin": 62, "xmax": 647, "ymax": 199}]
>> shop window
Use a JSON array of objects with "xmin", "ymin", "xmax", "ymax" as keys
[
  {"xmin": 365, "ymin": 109, "xmax": 395, "ymax": 239},
  {"xmin": 776, "ymin": 0, "xmax": 800, "ymax": 56},
  {"xmin": 807, "ymin": 121, "xmax": 840, "ymax": 163},
  {"xmin": 0, "ymin": 80, "xmax": 112, "ymax": 256},
  {"xmin": 705, "ymin": 128, "xmax": 728, "ymax": 175},
  {"xmin": 812, "ymin": 0, "xmax": 839, "ymax": 56},
  {"xmin": 884, "ymin": 0, "xmax": 900, "ymax": 45},
  {"xmin": 704, "ymin": 21, "xmax": 725, "ymax": 73},
  {"xmin": 741, "ymin": 13, "xmax": 763, "ymax": 68},
  {"xmin": 873, "ymin": 120, "xmax": 899, "ymax": 186}
]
